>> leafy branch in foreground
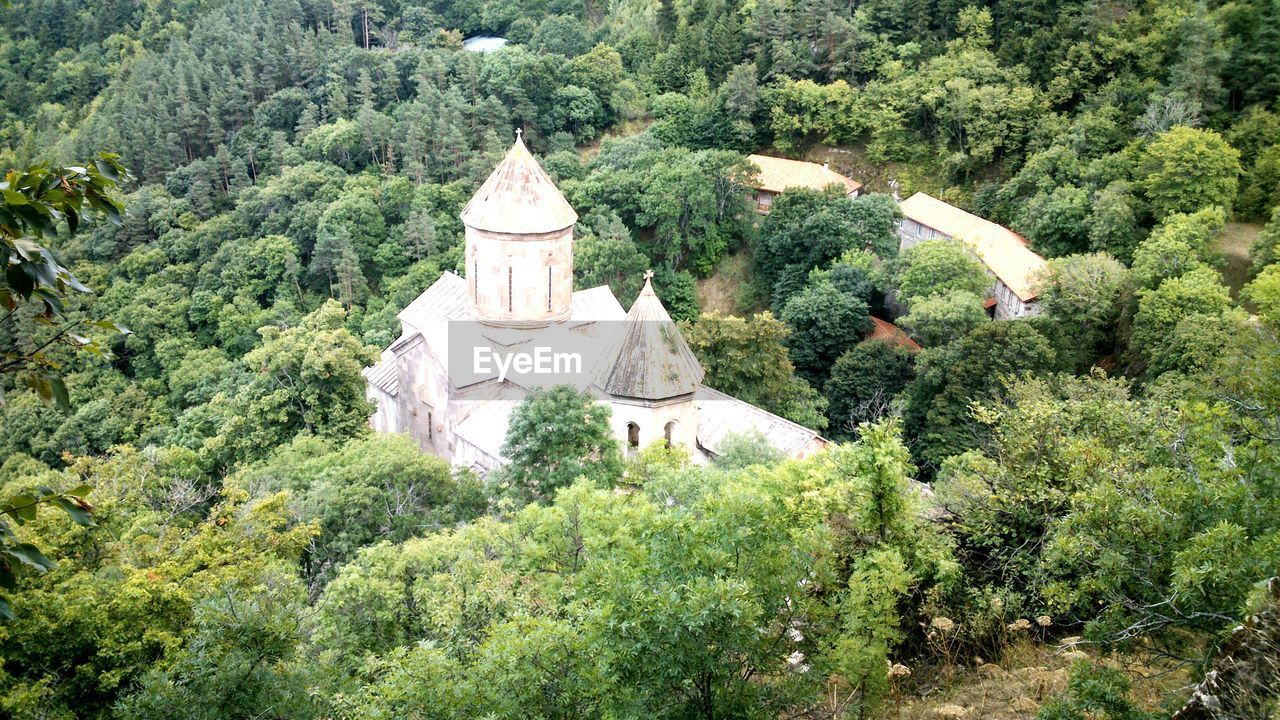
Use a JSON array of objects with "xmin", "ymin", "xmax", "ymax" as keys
[
  {"xmin": 1, "ymin": 153, "xmax": 131, "ymax": 409},
  {"xmin": 0, "ymin": 155, "xmax": 128, "ymax": 620},
  {"xmin": 0, "ymin": 484, "xmax": 95, "ymax": 620}
]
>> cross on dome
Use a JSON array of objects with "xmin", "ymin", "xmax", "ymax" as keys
[{"xmin": 458, "ymin": 131, "xmax": 576, "ymax": 235}]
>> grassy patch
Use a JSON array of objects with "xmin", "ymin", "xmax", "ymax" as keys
[
  {"xmin": 579, "ymin": 118, "xmax": 653, "ymax": 158},
  {"xmin": 888, "ymin": 639, "xmax": 1192, "ymax": 720},
  {"xmin": 696, "ymin": 249, "xmax": 754, "ymax": 315}
]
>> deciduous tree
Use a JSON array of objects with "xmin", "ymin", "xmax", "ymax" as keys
[{"xmin": 499, "ymin": 386, "xmax": 623, "ymax": 501}]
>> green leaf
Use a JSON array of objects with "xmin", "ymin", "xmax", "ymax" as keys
[
  {"xmin": 5, "ymin": 543, "xmax": 55, "ymax": 571},
  {"xmin": 67, "ymin": 484, "xmax": 93, "ymax": 498},
  {"xmin": 49, "ymin": 377, "xmax": 69, "ymax": 413},
  {"xmin": 5, "ymin": 265, "xmax": 34, "ymax": 299},
  {"xmin": 10, "ymin": 236, "xmax": 42, "ymax": 261},
  {"xmin": 91, "ymin": 319, "xmax": 131, "ymax": 334},
  {"xmin": 93, "ymin": 158, "xmax": 119, "ymax": 182},
  {"xmin": 0, "ymin": 596, "xmax": 13, "ymax": 622},
  {"xmin": 52, "ymin": 497, "xmax": 94, "ymax": 527},
  {"xmin": 6, "ymin": 495, "xmax": 38, "ymax": 523}
]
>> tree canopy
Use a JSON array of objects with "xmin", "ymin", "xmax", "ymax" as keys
[{"xmin": 3, "ymin": 0, "xmax": 1280, "ymax": 713}]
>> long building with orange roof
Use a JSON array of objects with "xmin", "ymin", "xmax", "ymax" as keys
[
  {"xmin": 747, "ymin": 154, "xmax": 862, "ymax": 212},
  {"xmin": 896, "ymin": 192, "xmax": 1047, "ymax": 321}
]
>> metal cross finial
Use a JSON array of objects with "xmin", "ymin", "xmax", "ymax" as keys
[
  {"xmin": 643, "ymin": 269, "xmax": 654, "ymax": 281},
  {"xmin": 515, "ymin": 127, "xmax": 523, "ymax": 141}
]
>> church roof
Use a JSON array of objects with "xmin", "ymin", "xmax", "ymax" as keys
[
  {"xmin": 596, "ymin": 276, "xmax": 705, "ymax": 400},
  {"xmin": 379, "ymin": 271, "xmax": 627, "ymax": 391},
  {"xmin": 363, "ymin": 351, "xmax": 400, "ymax": 396},
  {"xmin": 398, "ymin": 273, "xmax": 473, "ymax": 333},
  {"xmin": 397, "ymin": 272, "xmax": 626, "ymax": 334},
  {"xmin": 459, "ymin": 135, "xmax": 578, "ymax": 235},
  {"xmin": 695, "ymin": 386, "xmax": 826, "ymax": 459}
]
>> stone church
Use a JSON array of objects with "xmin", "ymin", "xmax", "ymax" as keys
[{"xmin": 364, "ymin": 135, "xmax": 826, "ymax": 474}]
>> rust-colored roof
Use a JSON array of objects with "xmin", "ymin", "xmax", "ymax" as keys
[
  {"xmin": 748, "ymin": 154, "xmax": 862, "ymax": 195},
  {"xmin": 899, "ymin": 192, "xmax": 1045, "ymax": 302},
  {"xmin": 596, "ymin": 276, "xmax": 705, "ymax": 400},
  {"xmin": 460, "ymin": 135, "xmax": 578, "ymax": 234},
  {"xmin": 867, "ymin": 316, "xmax": 921, "ymax": 352}
]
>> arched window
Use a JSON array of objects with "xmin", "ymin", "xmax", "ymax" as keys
[
  {"xmin": 626, "ymin": 422, "xmax": 640, "ymax": 448},
  {"xmin": 547, "ymin": 265, "xmax": 553, "ymax": 311},
  {"xmin": 664, "ymin": 421, "xmax": 676, "ymax": 448}
]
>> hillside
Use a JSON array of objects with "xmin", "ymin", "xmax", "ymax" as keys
[{"xmin": 2, "ymin": 0, "xmax": 1280, "ymax": 717}]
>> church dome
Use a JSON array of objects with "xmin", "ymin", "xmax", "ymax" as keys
[
  {"xmin": 596, "ymin": 274, "xmax": 705, "ymax": 400},
  {"xmin": 459, "ymin": 133, "xmax": 577, "ymax": 235}
]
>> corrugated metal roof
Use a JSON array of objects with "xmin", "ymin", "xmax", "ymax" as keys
[
  {"xmin": 595, "ymin": 277, "xmax": 705, "ymax": 400},
  {"xmin": 397, "ymin": 271, "xmax": 473, "ymax": 332},
  {"xmin": 363, "ymin": 358, "xmax": 400, "ymax": 397},
  {"xmin": 899, "ymin": 192, "xmax": 1046, "ymax": 302},
  {"xmin": 748, "ymin": 154, "xmax": 862, "ymax": 195},
  {"xmin": 460, "ymin": 136, "xmax": 578, "ymax": 234},
  {"xmin": 695, "ymin": 386, "xmax": 825, "ymax": 458},
  {"xmin": 868, "ymin": 316, "xmax": 921, "ymax": 352}
]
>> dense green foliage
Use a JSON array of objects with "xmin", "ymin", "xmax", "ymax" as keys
[
  {"xmin": 681, "ymin": 311, "xmax": 827, "ymax": 430},
  {"xmin": 3, "ymin": 0, "xmax": 1280, "ymax": 714},
  {"xmin": 823, "ymin": 340, "xmax": 915, "ymax": 441},
  {"xmin": 316, "ymin": 422, "xmax": 956, "ymax": 719},
  {"xmin": 497, "ymin": 385, "xmax": 624, "ymax": 501}
]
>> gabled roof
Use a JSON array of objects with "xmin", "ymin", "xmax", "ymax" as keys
[
  {"xmin": 748, "ymin": 154, "xmax": 862, "ymax": 195},
  {"xmin": 868, "ymin": 317, "xmax": 921, "ymax": 352},
  {"xmin": 397, "ymin": 271, "xmax": 472, "ymax": 333},
  {"xmin": 460, "ymin": 135, "xmax": 578, "ymax": 235},
  {"xmin": 596, "ymin": 276, "xmax": 704, "ymax": 400},
  {"xmin": 898, "ymin": 192, "xmax": 1046, "ymax": 302},
  {"xmin": 570, "ymin": 285, "xmax": 627, "ymax": 322},
  {"xmin": 386, "ymin": 272, "xmax": 628, "ymax": 392}
]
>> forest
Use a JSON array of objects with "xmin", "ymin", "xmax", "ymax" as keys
[{"xmin": 1, "ymin": 0, "xmax": 1279, "ymax": 716}]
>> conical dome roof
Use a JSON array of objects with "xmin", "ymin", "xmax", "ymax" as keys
[
  {"xmin": 459, "ymin": 134, "xmax": 578, "ymax": 235},
  {"xmin": 596, "ymin": 275, "xmax": 705, "ymax": 400}
]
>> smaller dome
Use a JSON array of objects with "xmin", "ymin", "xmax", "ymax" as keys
[
  {"xmin": 460, "ymin": 134, "xmax": 578, "ymax": 235},
  {"xmin": 595, "ymin": 274, "xmax": 705, "ymax": 400}
]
